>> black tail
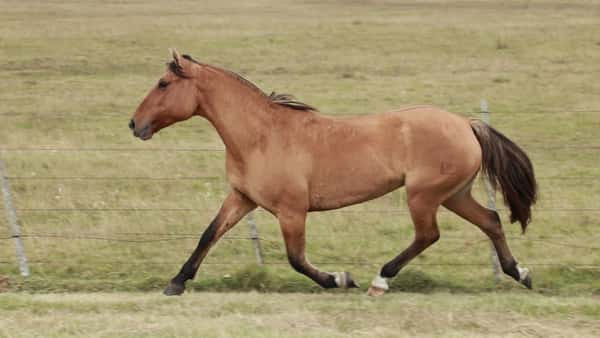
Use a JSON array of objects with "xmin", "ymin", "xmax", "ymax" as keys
[{"xmin": 470, "ymin": 120, "xmax": 537, "ymax": 233}]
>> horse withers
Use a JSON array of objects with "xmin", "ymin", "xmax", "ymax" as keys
[{"xmin": 129, "ymin": 49, "xmax": 537, "ymax": 296}]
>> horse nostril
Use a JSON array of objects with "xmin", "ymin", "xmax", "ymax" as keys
[{"xmin": 129, "ymin": 119, "xmax": 135, "ymax": 130}]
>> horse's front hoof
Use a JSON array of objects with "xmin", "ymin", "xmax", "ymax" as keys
[
  {"xmin": 163, "ymin": 282, "xmax": 185, "ymax": 296},
  {"xmin": 366, "ymin": 286, "xmax": 387, "ymax": 297},
  {"xmin": 521, "ymin": 275, "xmax": 532, "ymax": 290}
]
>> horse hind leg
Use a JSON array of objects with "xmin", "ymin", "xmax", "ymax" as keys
[
  {"xmin": 278, "ymin": 210, "xmax": 359, "ymax": 289},
  {"xmin": 367, "ymin": 193, "xmax": 441, "ymax": 296},
  {"xmin": 443, "ymin": 189, "xmax": 532, "ymax": 289}
]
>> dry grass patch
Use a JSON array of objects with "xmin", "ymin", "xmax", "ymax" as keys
[{"xmin": 0, "ymin": 292, "xmax": 599, "ymax": 337}]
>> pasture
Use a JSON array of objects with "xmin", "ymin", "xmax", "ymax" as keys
[{"xmin": 0, "ymin": 0, "xmax": 599, "ymax": 336}]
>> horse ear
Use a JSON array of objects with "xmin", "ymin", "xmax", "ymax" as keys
[{"xmin": 169, "ymin": 48, "xmax": 182, "ymax": 67}]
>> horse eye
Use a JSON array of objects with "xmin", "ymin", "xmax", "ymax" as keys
[{"xmin": 158, "ymin": 80, "xmax": 169, "ymax": 89}]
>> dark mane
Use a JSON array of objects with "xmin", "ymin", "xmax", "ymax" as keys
[
  {"xmin": 267, "ymin": 92, "xmax": 317, "ymax": 111},
  {"xmin": 168, "ymin": 54, "xmax": 317, "ymax": 111}
]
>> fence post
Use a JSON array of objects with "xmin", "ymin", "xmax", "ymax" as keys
[
  {"xmin": 0, "ymin": 158, "xmax": 30, "ymax": 277},
  {"xmin": 480, "ymin": 99, "xmax": 503, "ymax": 282},
  {"xmin": 246, "ymin": 212, "xmax": 264, "ymax": 265}
]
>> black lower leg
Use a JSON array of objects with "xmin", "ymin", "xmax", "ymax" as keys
[
  {"xmin": 380, "ymin": 236, "xmax": 437, "ymax": 278},
  {"xmin": 288, "ymin": 255, "xmax": 337, "ymax": 288},
  {"xmin": 171, "ymin": 217, "xmax": 219, "ymax": 285},
  {"xmin": 484, "ymin": 213, "xmax": 524, "ymax": 283},
  {"xmin": 380, "ymin": 256, "xmax": 405, "ymax": 279},
  {"xmin": 501, "ymin": 258, "xmax": 521, "ymax": 282}
]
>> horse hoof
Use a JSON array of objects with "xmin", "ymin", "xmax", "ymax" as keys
[
  {"xmin": 366, "ymin": 286, "xmax": 387, "ymax": 297},
  {"xmin": 521, "ymin": 275, "xmax": 532, "ymax": 290},
  {"xmin": 334, "ymin": 271, "xmax": 360, "ymax": 288},
  {"xmin": 345, "ymin": 272, "xmax": 360, "ymax": 288},
  {"xmin": 163, "ymin": 282, "xmax": 185, "ymax": 296}
]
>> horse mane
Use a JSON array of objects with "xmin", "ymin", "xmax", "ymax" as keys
[{"xmin": 167, "ymin": 55, "xmax": 317, "ymax": 112}]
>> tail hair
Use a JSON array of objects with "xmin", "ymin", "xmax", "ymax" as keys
[{"xmin": 470, "ymin": 120, "xmax": 537, "ymax": 232}]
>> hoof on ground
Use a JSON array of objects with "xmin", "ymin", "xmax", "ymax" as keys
[
  {"xmin": 334, "ymin": 271, "xmax": 360, "ymax": 289},
  {"xmin": 521, "ymin": 275, "xmax": 532, "ymax": 290},
  {"xmin": 366, "ymin": 286, "xmax": 387, "ymax": 297},
  {"xmin": 163, "ymin": 282, "xmax": 185, "ymax": 296},
  {"xmin": 343, "ymin": 272, "xmax": 360, "ymax": 289}
]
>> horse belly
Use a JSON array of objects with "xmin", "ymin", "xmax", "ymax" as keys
[{"xmin": 308, "ymin": 169, "xmax": 405, "ymax": 211}]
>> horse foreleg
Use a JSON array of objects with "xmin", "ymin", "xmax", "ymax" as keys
[
  {"xmin": 163, "ymin": 190, "xmax": 256, "ymax": 296},
  {"xmin": 278, "ymin": 211, "xmax": 359, "ymax": 289},
  {"xmin": 368, "ymin": 197, "xmax": 440, "ymax": 296}
]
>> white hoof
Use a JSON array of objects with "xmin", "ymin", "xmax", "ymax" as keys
[
  {"xmin": 367, "ymin": 285, "xmax": 387, "ymax": 297},
  {"xmin": 367, "ymin": 275, "xmax": 389, "ymax": 296}
]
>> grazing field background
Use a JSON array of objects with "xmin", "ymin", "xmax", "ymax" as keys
[{"xmin": 0, "ymin": 0, "xmax": 599, "ymax": 336}]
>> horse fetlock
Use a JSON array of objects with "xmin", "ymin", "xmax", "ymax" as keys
[
  {"xmin": 517, "ymin": 265, "xmax": 532, "ymax": 289},
  {"xmin": 516, "ymin": 265, "xmax": 529, "ymax": 281},
  {"xmin": 370, "ymin": 274, "xmax": 389, "ymax": 290},
  {"xmin": 503, "ymin": 262, "xmax": 532, "ymax": 289},
  {"xmin": 333, "ymin": 271, "xmax": 359, "ymax": 288},
  {"xmin": 163, "ymin": 281, "xmax": 186, "ymax": 296}
]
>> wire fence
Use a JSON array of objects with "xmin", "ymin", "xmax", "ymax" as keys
[
  {"xmin": 2, "ymin": 232, "xmax": 600, "ymax": 250},
  {"xmin": 1, "ymin": 107, "xmax": 599, "ymax": 282}
]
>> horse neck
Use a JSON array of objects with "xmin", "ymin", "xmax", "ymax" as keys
[{"xmin": 195, "ymin": 68, "xmax": 273, "ymax": 159}]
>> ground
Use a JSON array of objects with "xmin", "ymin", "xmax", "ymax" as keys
[{"xmin": 1, "ymin": 292, "xmax": 599, "ymax": 337}]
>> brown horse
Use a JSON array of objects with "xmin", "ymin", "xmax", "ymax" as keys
[{"xmin": 130, "ymin": 49, "xmax": 537, "ymax": 296}]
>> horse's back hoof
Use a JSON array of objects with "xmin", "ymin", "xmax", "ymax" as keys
[
  {"xmin": 344, "ymin": 272, "xmax": 360, "ymax": 288},
  {"xmin": 334, "ymin": 271, "xmax": 360, "ymax": 288},
  {"xmin": 163, "ymin": 282, "xmax": 185, "ymax": 296},
  {"xmin": 366, "ymin": 286, "xmax": 387, "ymax": 297},
  {"xmin": 521, "ymin": 275, "xmax": 532, "ymax": 290}
]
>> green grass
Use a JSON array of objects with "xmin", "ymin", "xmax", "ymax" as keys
[
  {"xmin": 1, "ymin": 0, "xmax": 600, "ymax": 300},
  {"xmin": 1, "ymin": 292, "xmax": 599, "ymax": 337}
]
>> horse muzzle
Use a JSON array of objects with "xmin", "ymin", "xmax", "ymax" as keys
[{"xmin": 132, "ymin": 123, "xmax": 153, "ymax": 140}]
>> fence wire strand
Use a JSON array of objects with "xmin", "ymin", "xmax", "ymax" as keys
[{"xmin": 2, "ymin": 232, "xmax": 600, "ymax": 250}]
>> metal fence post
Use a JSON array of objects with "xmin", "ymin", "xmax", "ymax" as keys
[
  {"xmin": 480, "ymin": 99, "xmax": 503, "ymax": 282},
  {"xmin": 246, "ymin": 212, "xmax": 264, "ymax": 265},
  {"xmin": 0, "ymin": 158, "xmax": 30, "ymax": 277}
]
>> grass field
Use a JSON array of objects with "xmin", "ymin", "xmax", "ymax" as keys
[
  {"xmin": 1, "ymin": 292, "xmax": 599, "ymax": 337},
  {"xmin": 0, "ymin": 0, "xmax": 599, "ymax": 336}
]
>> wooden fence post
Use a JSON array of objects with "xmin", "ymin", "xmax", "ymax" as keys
[
  {"xmin": 246, "ymin": 212, "xmax": 264, "ymax": 265},
  {"xmin": 480, "ymin": 99, "xmax": 503, "ymax": 282},
  {"xmin": 0, "ymin": 158, "xmax": 30, "ymax": 277}
]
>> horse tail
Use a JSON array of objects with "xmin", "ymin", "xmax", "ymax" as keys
[{"xmin": 470, "ymin": 119, "xmax": 537, "ymax": 233}]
